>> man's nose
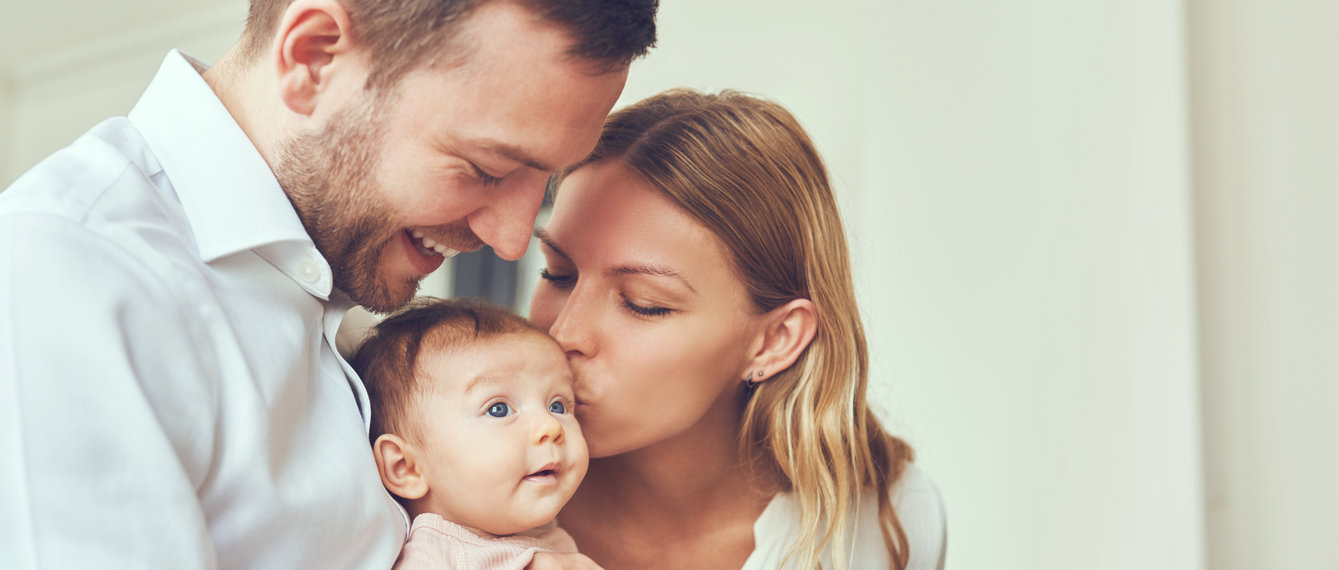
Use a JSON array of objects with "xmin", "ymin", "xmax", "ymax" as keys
[{"xmin": 471, "ymin": 174, "xmax": 548, "ymax": 260}]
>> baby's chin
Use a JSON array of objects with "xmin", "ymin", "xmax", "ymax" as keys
[
  {"xmin": 458, "ymin": 482, "xmax": 577, "ymax": 536},
  {"xmin": 476, "ymin": 512, "xmax": 562, "ymax": 538}
]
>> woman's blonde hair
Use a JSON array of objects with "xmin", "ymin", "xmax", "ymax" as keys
[{"xmin": 558, "ymin": 89, "xmax": 916, "ymax": 569}]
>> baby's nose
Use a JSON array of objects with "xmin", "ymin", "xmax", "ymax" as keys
[{"xmin": 533, "ymin": 413, "xmax": 564, "ymax": 445}]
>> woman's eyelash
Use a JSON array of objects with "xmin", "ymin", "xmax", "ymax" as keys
[
  {"xmin": 538, "ymin": 268, "xmax": 670, "ymax": 317},
  {"xmin": 539, "ymin": 269, "xmax": 575, "ymax": 288},
  {"xmin": 622, "ymin": 297, "xmax": 672, "ymax": 317}
]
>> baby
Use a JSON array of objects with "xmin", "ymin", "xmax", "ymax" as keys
[{"xmin": 350, "ymin": 298, "xmax": 588, "ymax": 570}]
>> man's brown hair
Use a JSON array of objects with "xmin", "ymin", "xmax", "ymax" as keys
[{"xmin": 241, "ymin": 0, "xmax": 658, "ymax": 88}]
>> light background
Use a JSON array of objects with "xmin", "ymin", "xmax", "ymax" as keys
[{"xmin": 2, "ymin": 1, "xmax": 1335, "ymax": 568}]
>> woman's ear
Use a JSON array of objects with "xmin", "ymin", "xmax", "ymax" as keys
[
  {"xmin": 372, "ymin": 434, "xmax": 428, "ymax": 501},
  {"xmin": 743, "ymin": 298, "xmax": 817, "ymax": 384},
  {"xmin": 273, "ymin": 0, "xmax": 358, "ymax": 116}
]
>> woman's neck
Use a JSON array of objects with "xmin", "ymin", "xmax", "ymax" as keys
[
  {"xmin": 563, "ymin": 392, "xmax": 779, "ymax": 534},
  {"xmin": 557, "ymin": 393, "xmax": 783, "ymax": 568},
  {"xmin": 590, "ymin": 432, "xmax": 751, "ymax": 513}
]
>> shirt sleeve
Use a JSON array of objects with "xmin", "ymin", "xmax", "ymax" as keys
[{"xmin": 0, "ymin": 212, "xmax": 221, "ymax": 568}]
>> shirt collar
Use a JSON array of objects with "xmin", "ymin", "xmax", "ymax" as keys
[{"xmin": 128, "ymin": 50, "xmax": 335, "ymax": 300}]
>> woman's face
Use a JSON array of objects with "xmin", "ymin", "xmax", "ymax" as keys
[{"xmin": 529, "ymin": 160, "xmax": 764, "ymax": 458}]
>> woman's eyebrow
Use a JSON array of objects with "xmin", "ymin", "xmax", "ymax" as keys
[
  {"xmin": 612, "ymin": 264, "xmax": 697, "ymax": 295},
  {"xmin": 534, "ymin": 228, "xmax": 697, "ymax": 294},
  {"xmin": 533, "ymin": 228, "xmax": 571, "ymax": 261}
]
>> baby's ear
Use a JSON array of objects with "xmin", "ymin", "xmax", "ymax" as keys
[{"xmin": 372, "ymin": 434, "xmax": 427, "ymax": 500}]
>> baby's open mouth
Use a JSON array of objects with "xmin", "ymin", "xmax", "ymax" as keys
[{"xmin": 525, "ymin": 463, "xmax": 560, "ymax": 482}]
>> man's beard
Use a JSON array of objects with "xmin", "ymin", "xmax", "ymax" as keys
[{"xmin": 273, "ymin": 95, "xmax": 422, "ymax": 313}]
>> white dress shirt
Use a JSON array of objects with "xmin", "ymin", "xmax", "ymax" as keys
[
  {"xmin": 744, "ymin": 463, "xmax": 948, "ymax": 570},
  {"xmin": 0, "ymin": 51, "xmax": 404, "ymax": 569}
]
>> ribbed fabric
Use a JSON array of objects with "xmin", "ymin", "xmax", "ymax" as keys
[{"xmin": 393, "ymin": 514, "xmax": 578, "ymax": 570}]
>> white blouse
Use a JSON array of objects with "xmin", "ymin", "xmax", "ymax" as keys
[{"xmin": 743, "ymin": 463, "xmax": 947, "ymax": 570}]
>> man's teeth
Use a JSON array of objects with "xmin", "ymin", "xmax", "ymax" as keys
[{"xmin": 410, "ymin": 229, "xmax": 461, "ymax": 258}]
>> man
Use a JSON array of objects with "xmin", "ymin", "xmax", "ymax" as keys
[{"xmin": 0, "ymin": 0, "xmax": 655, "ymax": 567}]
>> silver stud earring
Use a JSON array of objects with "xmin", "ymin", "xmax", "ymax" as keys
[{"xmin": 744, "ymin": 370, "xmax": 761, "ymax": 396}]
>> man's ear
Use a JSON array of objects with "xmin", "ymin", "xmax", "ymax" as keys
[
  {"xmin": 742, "ymin": 298, "xmax": 818, "ymax": 384},
  {"xmin": 273, "ymin": 0, "xmax": 357, "ymax": 116},
  {"xmin": 372, "ymin": 434, "xmax": 428, "ymax": 501}
]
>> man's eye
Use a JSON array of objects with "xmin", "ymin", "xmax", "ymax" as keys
[
  {"xmin": 549, "ymin": 401, "xmax": 567, "ymax": 414},
  {"xmin": 472, "ymin": 164, "xmax": 503, "ymax": 188},
  {"xmin": 486, "ymin": 402, "xmax": 512, "ymax": 418}
]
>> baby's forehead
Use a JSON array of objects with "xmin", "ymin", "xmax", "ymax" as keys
[
  {"xmin": 419, "ymin": 331, "xmax": 572, "ymax": 393},
  {"xmin": 456, "ymin": 372, "xmax": 567, "ymax": 398}
]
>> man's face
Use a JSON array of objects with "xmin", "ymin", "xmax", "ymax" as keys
[{"xmin": 276, "ymin": 2, "xmax": 628, "ymax": 313}]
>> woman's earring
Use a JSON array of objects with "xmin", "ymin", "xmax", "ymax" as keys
[{"xmin": 744, "ymin": 370, "xmax": 761, "ymax": 397}]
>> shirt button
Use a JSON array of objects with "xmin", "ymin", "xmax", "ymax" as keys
[{"xmin": 298, "ymin": 260, "xmax": 322, "ymax": 284}]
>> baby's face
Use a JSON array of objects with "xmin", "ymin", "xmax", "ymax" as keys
[{"xmin": 412, "ymin": 331, "xmax": 588, "ymax": 536}]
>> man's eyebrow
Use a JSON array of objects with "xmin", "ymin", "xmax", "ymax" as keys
[
  {"xmin": 534, "ymin": 229, "xmax": 571, "ymax": 261},
  {"xmin": 471, "ymin": 139, "xmax": 556, "ymax": 173}
]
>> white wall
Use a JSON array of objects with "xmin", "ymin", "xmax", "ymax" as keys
[
  {"xmin": 1, "ymin": 4, "xmax": 240, "ymax": 183},
  {"xmin": 1189, "ymin": 1, "xmax": 1339, "ymax": 569},
  {"xmin": 0, "ymin": 79, "xmax": 12, "ymax": 181},
  {"xmin": 4, "ymin": 1, "xmax": 1336, "ymax": 569},
  {"xmin": 616, "ymin": 1, "xmax": 1204, "ymax": 568}
]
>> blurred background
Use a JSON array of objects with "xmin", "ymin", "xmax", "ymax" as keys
[{"xmin": 2, "ymin": 0, "xmax": 1335, "ymax": 568}]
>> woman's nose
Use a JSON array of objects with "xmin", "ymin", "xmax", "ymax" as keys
[{"xmin": 547, "ymin": 290, "xmax": 593, "ymax": 358}]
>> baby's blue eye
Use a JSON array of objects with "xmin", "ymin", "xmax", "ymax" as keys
[
  {"xmin": 487, "ymin": 403, "xmax": 512, "ymax": 418},
  {"xmin": 549, "ymin": 401, "xmax": 567, "ymax": 414}
]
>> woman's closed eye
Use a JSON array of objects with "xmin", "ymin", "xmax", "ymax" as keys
[
  {"xmin": 621, "ymin": 295, "xmax": 672, "ymax": 317},
  {"xmin": 539, "ymin": 268, "xmax": 576, "ymax": 289}
]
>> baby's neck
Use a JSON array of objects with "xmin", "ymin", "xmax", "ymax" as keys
[
  {"xmin": 410, "ymin": 508, "xmax": 549, "ymax": 540},
  {"xmin": 453, "ymin": 518, "xmax": 503, "ymax": 540}
]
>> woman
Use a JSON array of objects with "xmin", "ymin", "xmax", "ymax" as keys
[{"xmin": 529, "ymin": 89, "xmax": 946, "ymax": 569}]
